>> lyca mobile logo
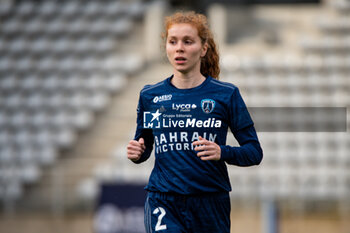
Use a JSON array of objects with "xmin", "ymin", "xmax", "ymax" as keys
[
  {"xmin": 172, "ymin": 103, "xmax": 197, "ymax": 112},
  {"xmin": 153, "ymin": 94, "xmax": 172, "ymax": 103}
]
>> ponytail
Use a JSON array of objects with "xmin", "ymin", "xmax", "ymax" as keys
[{"xmin": 201, "ymin": 36, "xmax": 220, "ymax": 79}]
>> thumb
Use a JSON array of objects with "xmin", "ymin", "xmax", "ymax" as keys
[{"xmin": 138, "ymin": 138, "xmax": 145, "ymax": 145}]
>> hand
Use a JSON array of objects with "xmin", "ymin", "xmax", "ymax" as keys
[
  {"xmin": 193, "ymin": 136, "xmax": 221, "ymax": 161},
  {"xmin": 127, "ymin": 138, "xmax": 146, "ymax": 162}
]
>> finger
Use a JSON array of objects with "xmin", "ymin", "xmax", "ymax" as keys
[
  {"xmin": 127, "ymin": 151, "xmax": 139, "ymax": 158},
  {"xmin": 197, "ymin": 150, "xmax": 216, "ymax": 157},
  {"xmin": 129, "ymin": 140, "xmax": 141, "ymax": 146},
  {"xmin": 127, "ymin": 144, "xmax": 144, "ymax": 152},
  {"xmin": 138, "ymin": 138, "xmax": 146, "ymax": 151},
  {"xmin": 194, "ymin": 143, "xmax": 216, "ymax": 151},
  {"xmin": 192, "ymin": 139, "xmax": 209, "ymax": 146},
  {"xmin": 127, "ymin": 149, "xmax": 144, "ymax": 158},
  {"xmin": 128, "ymin": 139, "xmax": 145, "ymax": 151},
  {"xmin": 194, "ymin": 145, "xmax": 206, "ymax": 151},
  {"xmin": 200, "ymin": 155, "xmax": 219, "ymax": 161},
  {"xmin": 128, "ymin": 154, "xmax": 141, "ymax": 161}
]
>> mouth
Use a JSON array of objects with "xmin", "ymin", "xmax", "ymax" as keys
[{"xmin": 175, "ymin": 56, "xmax": 187, "ymax": 64}]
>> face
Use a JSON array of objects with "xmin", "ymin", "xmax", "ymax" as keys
[{"xmin": 166, "ymin": 23, "xmax": 208, "ymax": 75}]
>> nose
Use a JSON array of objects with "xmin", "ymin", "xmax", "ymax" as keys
[{"xmin": 176, "ymin": 41, "xmax": 184, "ymax": 52}]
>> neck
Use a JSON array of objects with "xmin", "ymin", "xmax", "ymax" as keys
[{"xmin": 171, "ymin": 70, "xmax": 206, "ymax": 89}]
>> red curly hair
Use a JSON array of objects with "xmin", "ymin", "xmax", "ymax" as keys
[{"xmin": 163, "ymin": 11, "xmax": 220, "ymax": 80}]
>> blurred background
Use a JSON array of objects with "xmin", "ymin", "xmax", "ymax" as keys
[{"xmin": 0, "ymin": 0, "xmax": 349, "ymax": 232}]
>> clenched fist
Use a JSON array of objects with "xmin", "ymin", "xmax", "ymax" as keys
[{"xmin": 127, "ymin": 138, "xmax": 146, "ymax": 162}]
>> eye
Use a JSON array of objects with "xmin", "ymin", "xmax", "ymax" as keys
[
  {"xmin": 184, "ymin": 40, "xmax": 193, "ymax": 45},
  {"xmin": 168, "ymin": 39, "xmax": 176, "ymax": 45}
]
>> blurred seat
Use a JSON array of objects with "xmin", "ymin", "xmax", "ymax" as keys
[
  {"xmin": 62, "ymin": 75, "xmax": 82, "ymax": 92},
  {"xmin": 66, "ymin": 92, "xmax": 87, "ymax": 110},
  {"xmin": 46, "ymin": 92, "xmax": 67, "ymax": 109},
  {"xmin": 51, "ymin": 36, "xmax": 73, "ymax": 56},
  {"xmin": 30, "ymin": 110, "xmax": 51, "ymax": 129},
  {"xmin": 61, "ymin": 1, "xmax": 81, "ymax": 19},
  {"xmin": 126, "ymin": 1, "xmax": 146, "ymax": 19},
  {"xmin": 82, "ymin": 1, "xmax": 102, "ymax": 19},
  {"xmin": 67, "ymin": 18, "xmax": 89, "ymax": 36},
  {"xmin": 103, "ymin": 1, "xmax": 125, "ymax": 18},
  {"xmin": 102, "ymin": 54, "xmax": 144, "ymax": 74},
  {"xmin": 37, "ymin": 1, "xmax": 58, "ymax": 19},
  {"xmin": 41, "ymin": 74, "xmax": 63, "ymax": 92},
  {"xmin": 8, "ymin": 37, "xmax": 28, "ymax": 55},
  {"xmin": 109, "ymin": 18, "xmax": 133, "ymax": 37},
  {"xmin": 26, "ymin": 92, "xmax": 46, "ymax": 110},
  {"xmin": 53, "ymin": 128, "xmax": 77, "ymax": 149},
  {"xmin": 2, "ymin": 18, "xmax": 23, "ymax": 36},
  {"xmin": 103, "ymin": 73, "xmax": 127, "ymax": 94},
  {"xmin": 36, "ymin": 146, "xmax": 58, "ymax": 166},
  {"xmin": 80, "ymin": 56, "xmax": 101, "ymax": 73},
  {"xmin": 0, "ymin": 145, "xmax": 14, "ymax": 165},
  {"xmin": 72, "ymin": 37, "xmax": 94, "ymax": 55},
  {"xmin": 86, "ymin": 92, "xmax": 110, "ymax": 112},
  {"xmin": 34, "ymin": 128, "xmax": 55, "ymax": 147},
  {"xmin": 31, "ymin": 36, "xmax": 51, "ymax": 55},
  {"xmin": 20, "ymin": 74, "xmax": 41, "ymax": 92},
  {"xmin": 0, "ymin": 75, "xmax": 19, "ymax": 93},
  {"xmin": 19, "ymin": 164, "xmax": 41, "ymax": 184},
  {"xmin": 76, "ymin": 177, "xmax": 99, "ymax": 202},
  {"xmin": 0, "ymin": 0, "xmax": 12, "ymax": 17},
  {"xmin": 17, "ymin": 146, "xmax": 36, "ymax": 165},
  {"xmin": 3, "ymin": 93, "xmax": 24, "ymax": 110},
  {"xmin": 70, "ymin": 110, "xmax": 94, "ymax": 130},
  {"xmin": 24, "ymin": 17, "xmax": 45, "ymax": 36},
  {"xmin": 94, "ymin": 37, "xmax": 117, "ymax": 55},
  {"xmin": 57, "ymin": 56, "xmax": 78, "ymax": 73},
  {"xmin": 16, "ymin": 56, "xmax": 35, "ymax": 73},
  {"xmin": 10, "ymin": 111, "xmax": 31, "ymax": 130},
  {"xmin": 84, "ymin": 75, "xmax": 106, "ymax": 91},
  {"xmin": 36, "ymin": 56, "xmax": 57, "ymax": 73}
]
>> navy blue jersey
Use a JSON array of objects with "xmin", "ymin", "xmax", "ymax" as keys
[{"xmin": 133, "ymin": 75, "xmax": 262, "ymax": 195}]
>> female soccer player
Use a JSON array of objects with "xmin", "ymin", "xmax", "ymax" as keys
[{"xmin": 127, "ymin": 11, "xmax": 263, "ymax": 233}]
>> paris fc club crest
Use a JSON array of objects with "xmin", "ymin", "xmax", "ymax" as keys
[{"xmin": 201, "ymin": 99, "xmax": 215, "ymax": 114}]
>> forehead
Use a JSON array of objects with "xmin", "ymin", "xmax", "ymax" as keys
[{"xmin": 167, "ymin": 23, "xmax": 199, "ymax": 38}]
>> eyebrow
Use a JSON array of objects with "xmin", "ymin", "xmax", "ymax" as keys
[{"xmin": 168, "ymin": 35, "xmax": 195, "ymax": 40}]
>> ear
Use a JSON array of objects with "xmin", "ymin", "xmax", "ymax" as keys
[{"xmin": 201, "ymin": 42, "xmax": 208, "ymax": 58}]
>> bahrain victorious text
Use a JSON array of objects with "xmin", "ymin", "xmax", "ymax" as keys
[{"xmin": 154, "ymin": 131, "xmax": 217, "ymax": 154}]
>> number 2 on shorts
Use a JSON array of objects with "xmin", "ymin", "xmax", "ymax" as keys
[{"xmin": 153, "ymin": 207, "xmax": 167, "ymax": 231}]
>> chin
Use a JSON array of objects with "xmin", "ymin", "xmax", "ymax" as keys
[{"xmin": 176, "ymin": 68, "xmax": 190, "ymax": 74}]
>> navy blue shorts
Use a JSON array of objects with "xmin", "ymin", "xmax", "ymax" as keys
[{"xmin": 144, "ymin": 191, "xmax": 231, "ymax": 233}]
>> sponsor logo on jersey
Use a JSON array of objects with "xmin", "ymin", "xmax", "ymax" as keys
[
  {"xmin": 143, "ymin": 110, "xmax": 221, "ymax": 129},
  {"xmin": 154, "ymin": 131, "xmax": 217, "ymax": 154},
  {"xmin": 163, "ymin": 117, "xmax": 221, "ymax": 128},
  {"xmin": 153, "ymin": 94, "xmax": 172, "ymax": 103},
  {"xmin": 172, "ymin": 103, "xmax": 197, "ymax": 112},
  {"xmin": 201, "ymin": 99, "xmax": 215, "ymax": 114},
  {"xmin": 143, "ymin": 110, "xmax": 162, "ymax": 128}
]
